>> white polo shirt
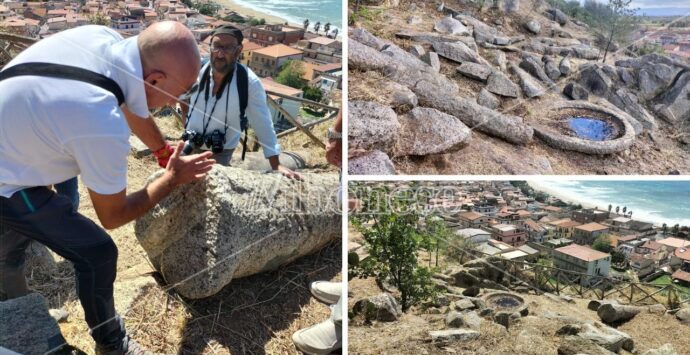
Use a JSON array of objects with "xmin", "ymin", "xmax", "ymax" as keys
[
  {"xmin": 185, "ymin": 63, "xmax": 281, "ymax": 158},
  {"xmin": 0, "ymin": 25, "xmax": 149, "ymax": 198}
]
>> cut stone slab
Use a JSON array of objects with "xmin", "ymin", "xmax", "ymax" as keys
[
  {"xmin": 134, "ymin": 167, "xmax": 340, "ymax": 299},
  {"xmin": 477, "ymin": 88, "xmax": 500, "ymax": 110},
  {"xmin": 0, "ymin": 293, "xmax": 68, "ymax": 354},
  {"xmin": 446, "ymin": 311, "xmax": 466, "ymax": 328},
  {"xmin": 544, "ymin": 57, "xmax": 561, "ymax": 81},
  {"xmin": 129, "ymin": 135, "xmax": 150, "ymax": 158},
  {"xmin": 654, "ymin": 71, "xmax": 690, "ymax": 125},
  {"xmin": 410, "ymin": 44, "xmax": 426, "ymax": 58},
  {"xmin": 525, "ymin": 20, "xmax": 541, "ymax": 34},
  {"xmin": 597, "ymin": 303, "xmax": 642, "ymax": 324},
  {"xmin": 510, "ymin": 63, "xmax": 546, "ymax": 98},
  {"xmin": 349, "ymin": 150, "xmax": 396, "ymax": 175},
  {"xmin": 486, "ymin": 71, "xmax": 520, "ymax": 98},
  {"xmin": 560, "ymin": 56, "xmax": 572, "ymax": 76},
  {"xmin": 558, "ymin": 336, "xmax": 616, "ymax": 355},
  {"xmin": 352, "ymin": 293, "xmax": 402, "ymax": 322},
  {"xmin": 348, "ymin": 101, "xmax": 400, "ymax": 153},
  {"xmin": 422, "ymin": 51, "xmax": 441, "ymax": 72},
  {"xmin": 395, "ymin": 107, "xmax": 471, "ymax": 157},
  {"xmin": 493, "ymin": 50, "xmax": 507, "ymax": 72},
  {"xmin": 429, "ymin": 329, "xmax": 480, "ymax": 343},
  {"xmin": 453, "ymin": 298, "xmax": 476, "ymax": 311},
  {"xmin": 676, "ymin": 308, "xmax": 690, "ymax": 324},
  {"xmin": 563, "ymin": 82, "xmax": 588, "ymax": 100},
  {"xmin": 457, "ymin": 62, "xmax": 492, "ymax": 82},
  {"xmin": 434, "ymin": 16, "xmax": 470, "ymax": 36},
  {"xmin": 432, "ymin": 41, "xmax": 490, "ymax": 66},
  {"xmin": 520, "ymin": 55, "xmax": 554, "ymax": 85},
  {"xmin": 350, "ymin": 27, "xmax": 389, "ymax": 50}
]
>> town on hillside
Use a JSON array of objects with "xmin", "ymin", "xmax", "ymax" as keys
[
  {"xmin": 0, "ymin": 0, "xmax": 342, "ymax": 132},
  {"xmin": 354, "ymin": 181, "xmax": 690, "ymax": 290}
]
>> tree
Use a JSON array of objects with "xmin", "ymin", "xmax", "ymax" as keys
[
  {"xmin": 303, "ymin": 18, "xmax": 309, "ymax": 30},
  {"xmin": 424, "ymin": 216, "xmax": 452, "ymax": 267},
  {"xmin": 87, "ymin": 12, "xmax": 110, "ymax": 26},
  {"xmin": 324, "ymin": 22, "xmax": 331, "ymax": 34},
  {"xmin": 275, "ymin": 60, "xmax": 305, "ymax": 89},
  {"xmin": 663, "ymin": 223, "xmax": 668, "ymax": 235},
  {"xmin": 628, "ymin": 211, "xmax": 632, "ymax": 218},
  {"xmin": 593, "ymin": 0, "xmax": 639, "ymax": 63},
  {"xmin": 349, "ymin": 184, "xmax": 436, "ymax": 311},
  {"xmin": 194, "ymin": 2, "xmax": 220, "ymax": 17},
  {"xmin": 249, "ymin": 18, "xmax": 266, "ymax": 26},
  {"xmin": 616, "ymin": 206, "xmax": 620, "ymax": 214},
  {"xmin": 592, "ymin": 234, "xmax": 612, "ymax": 253},
  {"xmin": 611, "ymin": 250, "xmax": 625, "ymax": 264},
  {"xmin": 331, "ymin": 28, "xmax": 339, "ymax": 38},
  {"xmin": 672, "ymin": 224, "xmax": 680, "ymax": 236},
  {"xmin": 623, "ymin": 206, "xmax": 627, "ymax": 215},
  {"xmin": 608, "ymin": 204, "xmax": 612, "ymax": 213},
  {"xmin": 314, "ymin": 21, "xmax": 321, "ymax": 33},
  {"xmin": 302, "ymin": 85, "xmax": 323, "ymax": 102}
]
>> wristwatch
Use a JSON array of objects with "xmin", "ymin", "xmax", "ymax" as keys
[{"xmin": 327, "ymin": 127, "xmax": 342, "ymax": 140}]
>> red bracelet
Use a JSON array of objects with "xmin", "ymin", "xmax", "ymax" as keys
[{"xmin": 152, "ymin": 143, "xmax": 174, "ymax": 168}]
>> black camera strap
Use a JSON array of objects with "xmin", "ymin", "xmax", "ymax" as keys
[
  {"xmin": 186, "ymin": 62, "xmax": 250, "ymax": 160},
  {"xmin": 0, "ymin": 62, "xmax": 125, "ymax": 106}
]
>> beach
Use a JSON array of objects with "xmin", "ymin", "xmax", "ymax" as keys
[
  {"xmin": 527, "ymin": 180, "xmax": 690, "ymax": 227},
  {"xmin": 214, "ymin": 0, "xmax": 298, "ymax": 26}
]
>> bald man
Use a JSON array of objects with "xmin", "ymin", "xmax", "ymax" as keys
[{"xmin": 0, "ymin": 22, "xmax": 211, "ymax": 354}]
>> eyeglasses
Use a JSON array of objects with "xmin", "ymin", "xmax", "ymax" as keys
[{"xmin": 211, "ymin": 44, "xmax": 238, "ymax": 54}]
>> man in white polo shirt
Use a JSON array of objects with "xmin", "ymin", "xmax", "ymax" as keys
[
  {"xmin": 0, "ymin": 22, "xmax": 214, "ymax": 354},
  {"xmin": 181, "ymin": 25, "xmax": 303, "ymax": 180}
]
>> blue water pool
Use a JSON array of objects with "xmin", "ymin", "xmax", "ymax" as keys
[{"xmin": 568, "ymin": 117, "xmax": 616, "ymax": 141}]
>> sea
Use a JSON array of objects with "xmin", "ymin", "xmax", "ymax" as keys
[
  {"xmin": 528, "ymin": 181, "xmax": 690, "ymax": 227},
  {"xmin": 232, "ymin": 0, "xmax": 342, "ymax": 34}
]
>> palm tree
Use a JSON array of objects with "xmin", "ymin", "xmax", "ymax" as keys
[
  {"xmin": 628, "ymin": 211, "xmax": 632, "ymax": 218},
  {"xmin": 622, "ymin": 206, "xmax": 627, "ymax": 215},
  {"xmin": 616, "ymin": 206, "xmax": 620, "ymax": 214},
  {"xmin": 324, "ymin": 22, "xmax": 331, "ymax": 34},
  {"xmin": 303, "ymin": 19, "xmax": 309, "ymax": 30},
  {"xmin": 331, "ymin": 28, "xmax": 339, "ymax": 38},
  {"xmin": 663, "ymin": 223, "xmax": 668, "ymax": 235},
  {"xmin": 314, "ymin": 21, "xmax": 321, "ymax": 33},
  {"xmin": 608, "ymin": 204, "xmax": 612, "ymax": 213}
]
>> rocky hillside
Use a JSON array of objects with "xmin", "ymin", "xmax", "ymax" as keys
[
  {"xmin": 348, "ymin": 0, "xmax": 690, "ymax": 175},
  {"xmin": 348, "ymin": 243, "xmax": 690, "ymax": 354}
]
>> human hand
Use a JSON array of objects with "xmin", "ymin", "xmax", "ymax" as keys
[
  {"xmin": 276, "ymin": 165, "xmax": 304, "ymax": 181},
  {"xmin": 165, "ymin": 142, "xmax": 215, "ymax": 186},
  {"xmin": 325, "ymin": 139, "xmax": 341, "ymax": 167}
]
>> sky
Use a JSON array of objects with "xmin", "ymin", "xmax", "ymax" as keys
[
  {"xmin": 583, "ymin": 0, "xmax": 690, "ymax": 8},
  {"xmin": 581, "ymin": 0, "xmax": 690, "ymax": 16}
]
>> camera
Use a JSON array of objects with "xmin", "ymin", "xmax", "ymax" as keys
[
  {"xmin": 181, "ymin": 129, "xmax": 204, "ymax": 155},
  {"xmin": 205, "ymin": 130, "xmax": 226, "ymax": 154}
]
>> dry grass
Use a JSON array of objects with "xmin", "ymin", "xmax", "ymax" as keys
[{"xmin": 20, "ymin": 114, "xmax": 341, "ymax": 354}]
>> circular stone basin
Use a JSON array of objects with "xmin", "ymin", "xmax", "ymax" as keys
[
  {"xmin": 533, "ymin": 101, "xmax": 636, "ymax": 155},
  {"xmin": 568, "ymin": 117, "xmax": 618, "ymax": 141},
  {"xmin": 483, "ymin": 292, "xmax": 526, "ymax": 313}
]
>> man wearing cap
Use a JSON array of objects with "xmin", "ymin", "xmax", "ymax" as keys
[{"xmin": 181, "ymin": 25, "xmax": 303, "ymax": 180}]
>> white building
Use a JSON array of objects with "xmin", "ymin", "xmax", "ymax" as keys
[
  {"xmin": 260, "ymin": 78, "xmax": 303, "ymax": 129},
  {"xmin": 553, "ymin": 244, "xmax": 611, "ymax": 285},
  {"xmin": 455, "ymin": 228, "xmax": 491, "ymax": 244},
  {"xmin": 110, "ymin": 16, "xmax": 142, "ymax": 34}
]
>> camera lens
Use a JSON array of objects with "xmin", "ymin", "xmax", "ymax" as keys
[{"xmin": 182, "ymin": 141, "xmax": 194, "ymax": 155}]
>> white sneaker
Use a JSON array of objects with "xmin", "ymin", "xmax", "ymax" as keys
[
  {"xmin": 292, "ymin": 319, "xmax": 342, "ymax": 355},
  {"xmin": 310, "ymin": 281, "xmax": 342, "ymax": 305}
]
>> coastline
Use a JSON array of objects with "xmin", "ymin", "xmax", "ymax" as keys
[
  {"xmin": 526, "ymin": 180, "xmax": 665, "ymax": 227},
  {"xmin": 213, "ymin": 0, "xmax": 301, "ymax": 27}
]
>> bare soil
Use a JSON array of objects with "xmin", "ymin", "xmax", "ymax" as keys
[{"xmin": 348, "ymin": 1, "xmax": 690, "ymax": 175}]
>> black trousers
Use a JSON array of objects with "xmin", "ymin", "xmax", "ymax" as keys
[{"xmin": 0, "ymin": 187, "xmax": 124, "ymax": 347}]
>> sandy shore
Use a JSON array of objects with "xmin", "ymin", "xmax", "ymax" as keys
[
  {"xmin": 526, "ymin": 180, "xmax": 596, "ymax": 209},
  {"xmin": 213, "ymin": 0, "xmax": 300, "ymax": 26}
]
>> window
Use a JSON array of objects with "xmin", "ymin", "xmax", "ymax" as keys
[
  {"xmin": 268, "ymin": 36, "xmax": 273, "ymax": 41},
  {"xmin": 252, "ymin": 33, "xmax": 256, "ymax": 38}
]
